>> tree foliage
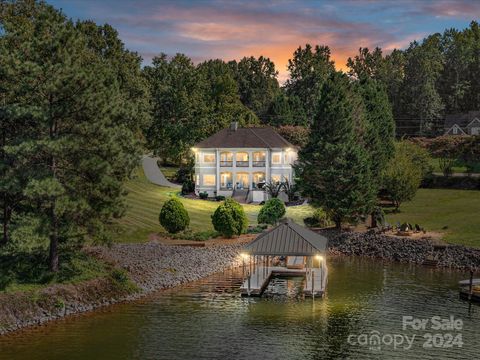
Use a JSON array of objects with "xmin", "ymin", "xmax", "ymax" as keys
[
  {"xmin": 296, "ymin": 72, "xmax": 376, "ymax": 228},
  {"xmin": 0, "ymin": 1, "xmax": 145, "ymax": 271},
  {"xmin": 382, "ymin": 142, "xmax": 425, "ymax": 210},
  {"xmin": 159, "ymin": 198, "xmax": 190, "ymax": 233},
  {"xmin": 257, "ymin": 198, "xmax": 286, "ymax": 225},
  {"xmin": 347, "ymin": 22, "xmax": 480, "ymax": 136},
  {"xmin": 276, "ymin": 126, "xmax": 310, "ymax": 148},
  {"xmin": 211, "ymin": 199, "xmax": 248, "ymax": 238},
  {"xmin": 229, "ymin": 56, "xmax": 280, "ymax": 122},
  {"xmin": 145, "ymin": 56, "xmax": 258, "ymax": 163},
  {"xmin": 285, "ymin": 44, "xmax": 335, "ymax": 122}
]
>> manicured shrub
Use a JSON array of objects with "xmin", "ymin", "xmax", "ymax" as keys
[
  {"xmin": 215, "ymin": 195, "xmax": 225, "ymax": 201},
  {"xmin": 211, "ymin": 198, "xmax": 248, "ymax": 238},
  {"xmin": 181, "ymin": 179, "xmax": 195, "ymax": 195},
  {"xmin": 199, "ymin": 191, "xmax": 208, "ymax": 199},
  {"xmin": 257, "ymin": 198, "xmax": 286, "ymax": 225},
  {"xmin": 159, "ymin": 198, "xmax": 190, "ymax": 233},
  {"xmin": 303, "ymin": 208, "xmax": 331, "ymax": 228}
]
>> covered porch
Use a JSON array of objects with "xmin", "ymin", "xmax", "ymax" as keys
[{"xmin": 239, "ymin": 218, "xmax": 328, "ymax": 298}]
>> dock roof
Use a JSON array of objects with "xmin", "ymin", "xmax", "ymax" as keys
[{"xmin": 244, "ymin": 219, "xmax": 328, "ymax": 256}]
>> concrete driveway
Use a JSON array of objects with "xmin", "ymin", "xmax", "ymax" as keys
[{"xmin": 142, "ymin": 156, "xmax": 181, "ymax": 188}]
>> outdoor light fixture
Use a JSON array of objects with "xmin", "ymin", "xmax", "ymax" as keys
[
  {"xmin": 315, "ymin": 254, "xmax": 324, "ymax": 261},
  {"xmin": 240, "ymin": 253, "xmax": 249, "ymax": 259}
]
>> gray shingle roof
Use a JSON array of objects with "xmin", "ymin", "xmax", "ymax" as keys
[
  {"xmin": 445, "ymin": 111, "xmax": 480, "ymax": 130},
  {"xmin": 244, "ymin": 218, "xmax": 328, "ymax": 256},
  {"xmin": 194, "ymin": 127, "xmax": 294, "ymax": 149}
]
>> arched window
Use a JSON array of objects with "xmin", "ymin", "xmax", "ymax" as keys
[
  {"xmin": 220, "ymin": 152, "xmax": 233, "ymax": 167},
  {"xmin": 252, "ymin": 151, "xmax": 266, "ymax": 167},
  {"xmin": 220, "ymin": 172, "xmax": 233, "ymax": 189},
  {"xmin": 235, "ymin": 172, "xmax": 249, "ymax": 189},
  {"xmin": 235, "ymin": 152, "xmax": 249, "ymax": 167}
]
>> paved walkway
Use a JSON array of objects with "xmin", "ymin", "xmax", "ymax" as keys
[{"xmin": 142, "ymin": 156, "xmax": 181, "ymax": 188}]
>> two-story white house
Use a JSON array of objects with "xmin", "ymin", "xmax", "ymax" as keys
[{"xmin": 192, "ymin": 122, "xmax": 297, "ymax": 203}]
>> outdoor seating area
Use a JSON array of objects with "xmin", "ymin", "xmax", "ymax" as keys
[{"xmin": 239, "ymin": 218, "xmax": 328, "ymax": 298}]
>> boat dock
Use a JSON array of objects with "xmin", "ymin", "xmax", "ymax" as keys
[
  {"xmin": 240, "ymin": 260, "xmax": 328, "ymax": 297},
  {"xmin": 239, "ymin": 219, "xmax": 329, "ymax": 299}
]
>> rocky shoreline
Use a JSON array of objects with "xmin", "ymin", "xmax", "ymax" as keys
[
  {"xmin": 322, "ymin": 229, "xmax": 480, "ymax": 270},
  {"xmin": 0, "ymin": 243, "xmax": 242, "ymax": 336},
  {"xmin": 2, "ymin": 231, "xmax": 479, "ymax": 336}
]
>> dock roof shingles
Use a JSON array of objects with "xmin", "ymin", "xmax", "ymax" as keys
[{"xmin": 194, "ymin": 127, "xmax": 294, "ymax": 149}]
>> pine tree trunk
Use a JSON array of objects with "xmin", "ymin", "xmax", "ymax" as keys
[
  {"xmin": 370, "ymin": 212, "xmax": 377, "ymax": 228},
  {"xmin": 48, "ymin": 113, "xmax": 59, "ymax": 272},
  {"xmin": 1, "ymin": 201, "xmax": 9, "ymax": 246},
  {"xmin": 49, "ymin": 201, "xmax": 59, "ymax": 272},
  {"xmin": 335, "ymin": 217, "xmax": 341, "ymax": 229}
]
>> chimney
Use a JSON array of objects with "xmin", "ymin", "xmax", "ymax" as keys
[{"xmin": 230, "ymin": 121, "xmax": 238, "ymax": 131}]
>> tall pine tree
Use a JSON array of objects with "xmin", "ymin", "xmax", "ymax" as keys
[
  {"xmin": 1, "ymin": 1, "xmax": 141, "ymax": 270},
  {"xmin": 296, "ymin": 72, "xmax": 375, "ymax": 228}
]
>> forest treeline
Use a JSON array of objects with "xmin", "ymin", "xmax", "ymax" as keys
[{"xmin": 1, "ymin": 0, "xmax": 479, "ymax": 271}]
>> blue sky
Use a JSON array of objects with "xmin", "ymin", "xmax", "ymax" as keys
[{"xmin": 47, "ymin": 0, "xmax": 480, "ymax": 81}]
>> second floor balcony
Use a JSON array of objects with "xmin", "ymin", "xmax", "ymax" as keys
[{"xmin": 220, "ymin": 161, "xmax": 233, "ymax": 167}]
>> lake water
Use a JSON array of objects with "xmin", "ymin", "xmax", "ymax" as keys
[{"xmin": 1, "ymin": 256, "xmax": 479, "ymax": 360}]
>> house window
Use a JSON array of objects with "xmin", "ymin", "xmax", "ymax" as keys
[
  {"xmin": 252, "ymin": 151, "xmax": 266, "ymax": 167},
  {"xmin": 471, "ymin": 127, "xmax": 480, "ymax": 135},
  {"xmin": 236, "ymin": 173, "xmax": 249, "ymax": 189},
  {"xmin": 253, "ymin": 172, "xmax": 266, "ymax": 184},
  {"xmin": 195, "ymin": 175, "xmax": 199, "ymax": 186},
  {"xmin": 271, "ymin": 174, "xmax": 282, "ymax": 184},
  {"xmin": 236, "ymin": 152, "xmax": 249, "ymax": 167},
  {"xmin": 203, "ymin": 174, "xmax": 216, "ymax": 186},
  {"xmin": 453, "ymin": 126, "xmax": 458, "ymax": 135},
  {"xmin": 220, "ymin": 152, "xmax": 233, "ymax": 167},
  {"xmin": 203, "ymin": 153, "xmax": 216, "ymax": 163},
  {"xmin": 220, "ymin": 172, "xmax": 232, "ymax": 189},
  {"xmin": 272, "ymin": 152, "xmax": 282, "ymax": 164}
]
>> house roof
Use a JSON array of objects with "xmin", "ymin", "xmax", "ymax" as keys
[
  {"xmin": 244, "ymin": 218, "xmax": 328, "ymax": 256},
  {"xmin": 194, "ymin": 126, "xmax": 294, "ymax": 149},
  {"xmin": 445, "ymin": 111, "xmax": 480, "ymax": 129}
]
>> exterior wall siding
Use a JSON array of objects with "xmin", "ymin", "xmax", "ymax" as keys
[{"xmin": 194, "ymin": 147, "xmax": 296, "ymax": 202}]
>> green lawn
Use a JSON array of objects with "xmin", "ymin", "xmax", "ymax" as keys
[
  {"xmin": 386, "ymin": 188, "xmax": 480, "ymax": 247},
  {"xmin": 158, "ymin": 166, "xmax": 179, "ymax": 181},
  {"xmin": 113, "ymin": 168, "xmax": 315, "ymax": 243}
]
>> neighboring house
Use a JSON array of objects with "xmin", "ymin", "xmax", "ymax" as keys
[
  {"xmin": 444, "ymin": 111, "xmax": 480, "ymax": 136},
  {"xmin": 192, "ymin": 122, "xmax": 297, "ymax": 203}
]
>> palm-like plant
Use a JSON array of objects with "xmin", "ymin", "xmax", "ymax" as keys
[
  {"xmin": 282, "ymin": 179, "xmax": 298, "ymax": 202},
  {"xmin": 263, "ymin": 181, "xmax": 283, "ymax": 198}
]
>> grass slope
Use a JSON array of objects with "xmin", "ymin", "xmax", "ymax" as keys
[
  {"xmin": 114, "ymin": 169, "xmax": 314, "ymax": 243},
  {"xmin": 386, "ymin": 189, "xmax": 480, "ymax": 247}
]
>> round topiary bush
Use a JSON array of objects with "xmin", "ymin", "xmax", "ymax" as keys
[
  {"xmin": 257, "ymin": 198, "xmax": 286, "ymax": 225},
  {"xmin": 211, "ymin": 198, "xmax": 248, "ymax": 238},
  {"xmin": 159, "ymin": 198, "xmax": 190, "ymax": 233}
]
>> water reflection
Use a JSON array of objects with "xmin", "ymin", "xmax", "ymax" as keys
[{"xmin": 0, "ymin": 256, "xmax": 478, "ymax": 360}]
